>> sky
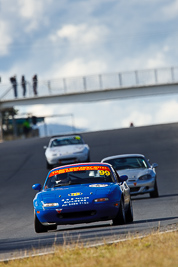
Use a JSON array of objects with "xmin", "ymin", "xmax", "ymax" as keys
[{"xmin": 1, "ymin": 0, "xmax": 178, "ymax": 134}]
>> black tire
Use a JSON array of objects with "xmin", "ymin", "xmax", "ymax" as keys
[
  {"xmin": 34, "ymin": 212, "xmax": 48, "ymax": 233},
  {"xmin": 150, "ymin": 180, "xmax": 159, "ymax": 198},
  {"xmin": 112, "ymin": 198, "xmax": 126, "ymax": 225},
  {"xmin": 47, "ymin": 224, "xmax": 57, "ymax": 231},
  {"xmin": 125, "ymin": 200, "xmax": 133, "ymax": 223},
  {"xmin": 46, "ymin": 161, "xmax": 53, "ymax": 170}
]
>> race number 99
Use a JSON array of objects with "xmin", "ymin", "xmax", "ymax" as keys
[{"xmin": 99, "ymin": 170, "xmax": 110, "ymax": 176}]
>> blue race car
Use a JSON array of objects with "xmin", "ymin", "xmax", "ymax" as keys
[{"xmin": 32, "ymin": 162, "xmax": 133, "ymax": 233}]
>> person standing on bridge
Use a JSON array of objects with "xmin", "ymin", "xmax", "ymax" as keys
[
  {"xmin": 32, "ymin": 74, "xmax": 38, "ymax": 96},
  {"xmin": 10, "ymin": 75, "xmax": 18, "ymax": 98},
  {"xmin": 21, "ymin": 75, "xmax": 26, "ymax": 97}
]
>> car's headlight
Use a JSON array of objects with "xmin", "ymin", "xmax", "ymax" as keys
[
  {"xmin": 46, "ymin": 150, "xmax": 57, "ymax": 157},
  {"xmin": 139, "ymin": 174, "xmax": 152, "ymax": 180},
  {"xmin": 94, "ymin": 198, "xmax": 109, "ymax": 202},
  {"xmin": 43, "ymin": 203, "xmax": 59, "ymax": 207}
]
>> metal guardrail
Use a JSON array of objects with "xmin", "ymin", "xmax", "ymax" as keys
[{"xmin": 1, "ymin": 66, "xmax": 178, "ymax": 101}]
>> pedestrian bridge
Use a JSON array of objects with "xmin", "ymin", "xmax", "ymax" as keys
[{"xmin": 0, "ymin": 66, "xmax": 178, "ymax": 108}]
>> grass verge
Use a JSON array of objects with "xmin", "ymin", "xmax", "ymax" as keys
[{"xmin": 0, "ymin": 230, "xmax": 177, "ymax": 267}]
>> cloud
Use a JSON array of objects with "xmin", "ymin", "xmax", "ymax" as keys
[
  {"xmin": 145, "ymin": 52, "xmax": 167, "ymax": 69},
  {"xmin": 0, "ymin": 20, "xmax": 12, "ymax": 56},
  {"xmin": 51, "ymin": 58, "xmax": 107, "ymax": 78},
  {"xmin": 1, "ymin": 0, "xmax": 177, "ymax": 78},
  {"xmin": 50, "ymin": 23, "xmax": 108, "ymax": 45},
  {"xmin": 162, "ymin": 0, "xmax": 178, "ymax": 19},
  {"xmin": 22, "ymin": 104, "xmax": 56, "ymax": 117},
  {"xmin": 18, "ymin": 0, "xmax": 42, "ymax": 19},
  {"xmin": 155, "ymin": 99, "xmax": 178, "ymax": 123},
  {"xmin": 17, "ymin": 0, "xmax": 52, "ymax": 32}
]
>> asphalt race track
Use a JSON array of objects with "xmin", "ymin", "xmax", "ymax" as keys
[{"xmin": 0, "ymin": 123, "xmax": 178, "ymax": 260}]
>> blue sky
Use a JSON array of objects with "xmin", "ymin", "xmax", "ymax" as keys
[{"xmin": 1, "ymin": 0, "xmax": 178, "ymax": 133}]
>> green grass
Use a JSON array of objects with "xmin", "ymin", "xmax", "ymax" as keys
[{"xmin": 0, "ymin": 230, "xmax": 177, "ymax": 267}]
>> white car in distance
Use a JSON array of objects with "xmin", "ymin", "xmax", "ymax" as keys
[{"xmin": 44, "ymin": 134, "xmax": 90, "ymax": 169}]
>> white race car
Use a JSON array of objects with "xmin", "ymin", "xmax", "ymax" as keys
[
  {"xmin": 101, "ymin": 154, "xmax": 159, "ymax": 198},
  {"xmin": 44, "ymin": 134, "xmax": 90, "ymax": 169}
]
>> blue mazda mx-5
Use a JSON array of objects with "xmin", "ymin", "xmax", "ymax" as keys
[{"xmin": 32, "ymin": 162, "xmax": 133, "ymax": 233}]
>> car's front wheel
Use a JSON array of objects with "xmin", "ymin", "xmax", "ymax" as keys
[
  {"xmin": 47, "ymin": 224, "xmax": 57, "ymax": 231},
  {"xmin": 125, "ymin": 200, "xmax": 133, "ymax": 223},
  {"xmin": 112, "ymin": 198, "xmax": 126, "ymax": 225},
  {"xmin": 150, "ymin": 180, "xmax": 159, "ymax": 198},
  {"xmin": 34, "ymin": 212, "xmax": 48, "ymax": 233},
  {"xmin": 34, "ymin": 212, "xmax": 57, "ymax": 233}
]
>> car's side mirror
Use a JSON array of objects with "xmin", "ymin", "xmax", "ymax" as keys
[
  {"xmin": 43, "ymin": 146, "xmax": 47, "ymax": 150},
  {"xmin": 32, "ymin": 183, "xmax": 42, "ymax": 191},
  {"xmin": 152, "ymin": 163, "xmax": 158, "ymax": 168},
  {"xmin": 119, "ymin": 175, "xmax": 128, "ymax": 182}
]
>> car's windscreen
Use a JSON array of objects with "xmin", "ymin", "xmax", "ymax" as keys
[
  {"xmin": 45, "ymin": 166, "xmax": 114, "ymax": 188},
  {"xmin": 50, "ymin": 136, "xmax": 84, "ymax": 147},
  {"xmin": 103, "ymin": 157, "xmax": 148, "ymax": 170}
]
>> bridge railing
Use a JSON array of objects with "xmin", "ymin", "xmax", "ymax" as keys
[{"xmin": 1, "ymin": 66, "xmax": 178, "ymax": 101}]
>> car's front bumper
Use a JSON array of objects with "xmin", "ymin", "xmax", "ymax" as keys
[
  {"xmin": 47, "ymin": 152, "xmax": 89, "ymax": 165},
  {"xmin": 127, "ymin": 178, "xmax": 155, "ymax": 195},
  {"xmin": 35, "ymin": 201, "xmax": 120, "ymax": 225}
]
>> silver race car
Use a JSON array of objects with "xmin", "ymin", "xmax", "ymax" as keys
[
  {"xmin": 101, "ymin": 154, "xmax": 159, "ymax": 198},
  {"xmin": 44, "ymin": 134, "xmax": 90, "ymax": 169}
]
